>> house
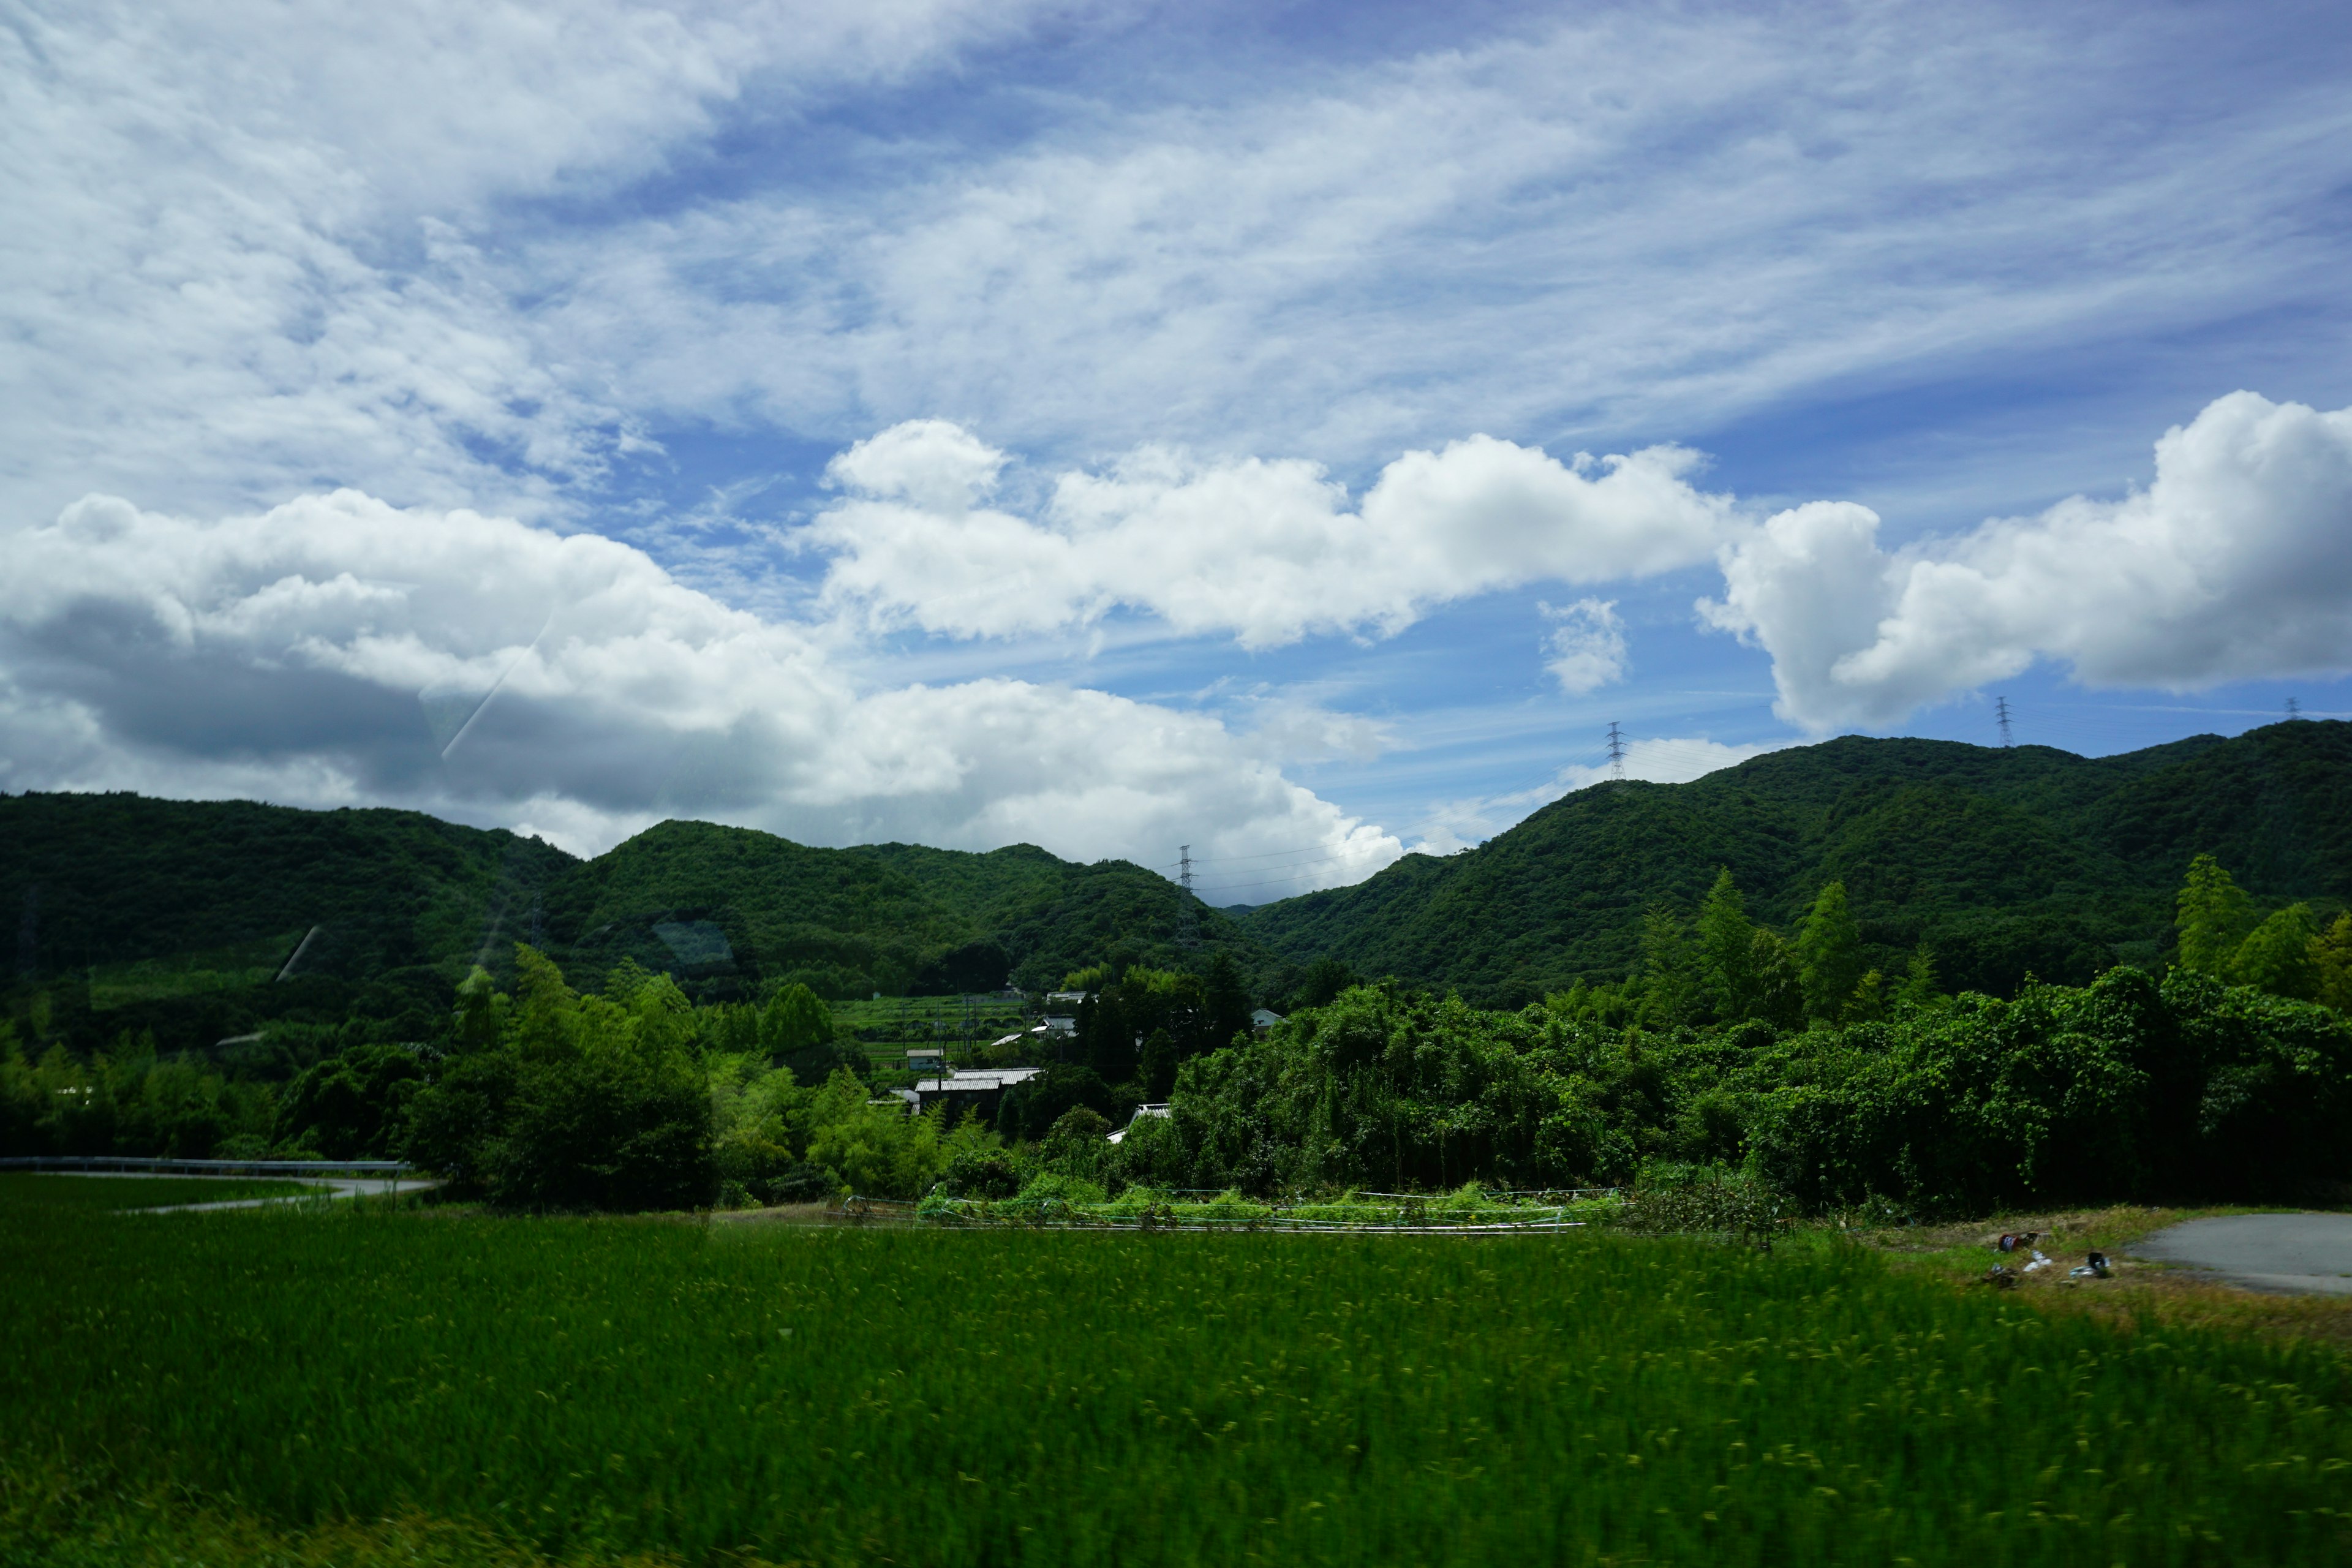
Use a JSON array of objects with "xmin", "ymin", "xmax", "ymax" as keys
[
  {"xmin": 911, "ymin": 1066, "xmax": 1044, "ymax": 1117},
  {"xmin": 1106, "ymin": 1103, "xmax": 1170, "ymax": 1145},
  {"xmin": 1250, "ymin": 1008, "xmax": 1284, "ymax": 1034},
  {"xmin": 1045, "ymin": 990, "xmax": 1088, "ymax": 1007},
  {"xmin": 1041, "ymin": 1014, "xmax": 1077, "ymax": 1036},
  {"xmin": 906, "ymin": 1046, "xmax": 946, "ymax": 1072}
]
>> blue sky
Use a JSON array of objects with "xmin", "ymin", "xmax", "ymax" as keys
[{"xmin": 4, "ymin": 0, "xmax": 2351, "ymax": 895}]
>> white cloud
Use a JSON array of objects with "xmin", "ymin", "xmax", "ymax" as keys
[
  {"xmin": 1702, "ymin": 391, "xmax": 2352, "ymax": 729},
  {"xmin": 0, "ymin": 0, "xmax": 1056, "ymax": 527},
  {"xmin": 1407, "ymin": 734, "xmax": 1782, "ymax": 854},
  {"xmin": 1541, "ymin": 598, "xmax": 1629, "ymax": 695},
  {"xmin": 805, "ymin": 423, "xmax": 1733, "ymax": 647},
  {"xmin": 535, "ymin": 6, "xmax": 2352, "ymax": 475},
  {"xmin": 0, "ymin": 488, "xmax": 1400, "ymax": 894}
]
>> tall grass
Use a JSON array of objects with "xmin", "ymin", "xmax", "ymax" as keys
[{"xmin": 2, "ymin": 1193, "xmax": 2348, "ymax": 1565}]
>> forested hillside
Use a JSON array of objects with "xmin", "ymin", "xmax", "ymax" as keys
[
  {"xmin": 0, "ymin": 793, "xmax": 1262, "ymax": 1058},
  {"xmin": 1242, "ymin": 721, "xmax": 2352, "ymax": 1005}
]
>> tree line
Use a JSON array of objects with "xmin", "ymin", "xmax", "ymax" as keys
[{"xmin": 6, "ymin": 853, "xmax": 2348, "ymax": 1214}]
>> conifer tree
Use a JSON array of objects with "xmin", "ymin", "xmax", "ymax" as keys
[
  {"xmin": 1897, "ymin": 942, "xmax": 1941, "ymax": 1008},
  {"xmin": 2174, "ymin": 854, "xmax": 2255, "ymax": 977},
  {"xmin": 1695, "ymin": 869, "xmax": 1756, "ymax": 1021},
  {"xmin": 1796, "ymin": 881, "xmax": 1864, "ymax": 1023},
  {"xmin": 1638, "ymin": 903, "xmax": 1697, "ymax": 1026}
]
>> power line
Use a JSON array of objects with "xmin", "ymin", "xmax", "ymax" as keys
[
  {"xmin": 1177, "ymin": 845, "xmax": 1192, "ymax": 894},
  {"xmin": 1995, "ymin": 695, "xmax": 2014, "ymax": 748},
  {"xmin": 1606, "ymin": 720, "xmax": 1626, "ymax": 780},
  {"xmin": 2287, "ymin": 696, "xmax": 2302, "ymax": 720}
]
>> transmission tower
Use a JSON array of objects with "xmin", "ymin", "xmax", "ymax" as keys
[
  {"xmin": 1606, "ymin": 721, "xmax": 1626, "ymax": 780},
  {"xmin": 2287, "ymin": 696, "xmax": 2302, "ymax": 720},
  {"xmin": 1995, "ymin": 696, "xmax": 2014, "ymax": 748},
  {"xmin": 1177, "ymin": 845, "xmax": 1199, "ymax": 946}
]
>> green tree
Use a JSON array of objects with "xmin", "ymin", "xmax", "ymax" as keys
[
  {"xmin": 1197, "ymin": 951, "xmax": 1254, "ymax": 1050},
  {"xmin": 1293, "ymin": 957, "xmax": 1358, "ymax": 1010},
  {"xmin": 453, "ymin": 966, "xmax": 502, "ymax": 1051},
  {"xmin": 2175, "ymin": 854, "xmax": 2256, "ymax": 978},
  {"xmin": 1898, "ymin": 942, "xmax": 1942, "ymax": 1008},
  {"xmin": 1747, "ymin": 929, "xmax": 1806, "ymax": 1030},
  {"xmin": 760, "ymin": 982, "xmax": 858, "ymax": 1085},
  {"xmin": 1796, "ymin": 881, "xmax": 1864, "ymax": 1023},
  {"xmin": 2234, "ymin": 904, "xmax": 2322, "ymax": 1000},
  {"xmin": 1637, "ymin": 903, "xmax": 1697, "ymax": 1027},
  {"xmin": 759, "ymin": 982, "xmax": 833, "ymax": 1056},
  {"xmin": 1695, "ymin": 869, "xmax": 1757, "ymax": 1022},
  {"xmin": 2316, "ymin": 913, "xmax": 2352, "ymax": 1012}
]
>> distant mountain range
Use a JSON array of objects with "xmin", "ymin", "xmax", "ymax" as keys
[
  {"xmin": 1238, "ymin": 720, "xmax": 2352, "ymax": 1004},
  {"xmin": 6, "ymin": 721, "xmax": 2346, "ymax": 1050}
]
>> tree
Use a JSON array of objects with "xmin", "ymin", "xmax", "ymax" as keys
[
  {"xmin": 1293, "ymin": 957, "xmax": 1358, "ymax": 1011},
  {"xmin": 2175, "ymin": 854, "xmax": 2256, "ymax": 978},
  {"xmin": 1747, "ymin": 929, "xmax": 1806, "ymax": 1030},
  {"xmin": 2234, "ymin": 904, "xmax": 2322, "ymax": 1000},
  {"xmin": 274, "ymin": 1043, "xmax": 424, "ymax": 1159},
  {"xmin": 1637, "ymin": 903, "xmax": 1697, "ymax": 1027},
  {"xmin": 2317, "ymin": 913, "xmax": 2352, "ymax": 1012},
  {"xmin": 1695, "ymin": 869, "xmax": 1757, "ymax": 1022},
  {"xmin": 760, "ymin": 982, "xmax": 833, "ymax": 1056},
  {"xmin": 1199, "ymin": 951, "xmax": 1254, "ymax": 1052},
  {"xmin": 760, "ymin": 982, "xmax": 858, "ymax": 1085},
  {"xmin": 1898, "ymin": 942, "xmax": 1942, "ymax": 1008},
  {"xmin": 1796, "ymin": 881, "xmax": 1864, "ymax": 1023}
]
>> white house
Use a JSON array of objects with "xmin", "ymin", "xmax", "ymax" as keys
[{"xmin": 1106, "ymin": 1102, "xmax": 1171, "ymax": 1145}]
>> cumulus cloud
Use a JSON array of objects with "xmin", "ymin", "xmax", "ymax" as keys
[
  {"xmin": 0, "ymin": 489, "xmax": 1400, "ymax": 893},
  {"xmin": 1541, "ymin": 598, "xmax": 1629, "ymax": 695},
  {"xmin": 1702, "ymin": 391, "xmax": 2352, "ymax": 729},
  {"xmin": 807, "ymin": 423, "xmax": 1733, "ymax": 647}
]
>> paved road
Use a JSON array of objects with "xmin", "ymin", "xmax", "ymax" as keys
[
  {"xmin": 2132, "ymin": 1213, "xmax": 2352, "ymax": 1296},
  {"xmin": 42, "ymin": 1172, "xmax": 441, "ymax": 1213}
]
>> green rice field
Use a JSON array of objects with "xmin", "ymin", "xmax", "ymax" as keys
[{"xmin": 2, "ymin": 1182, "xmax": 2348, "ymax": 1566}]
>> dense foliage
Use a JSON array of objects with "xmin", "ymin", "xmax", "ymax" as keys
[
  {"xmin": 1101, "ymin": 962, "xmax": 2352, "ymax": 1213},
  {"xmin": 8, "ymin": 1194, "xmax": 2352, "ymax": 1566},
  {"xmin": 1243, "ymin": 720, "xmax": 2352, "ymax": 1005},
  {"xmin": 12, "ymin": 848, "xmax": 2352, "ymax": 1217}
]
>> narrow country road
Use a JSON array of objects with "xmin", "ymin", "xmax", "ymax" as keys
[
  {"xmin": 42, "ymin": 1172, "xmax": 442, "ymax": 1213},
  {"xmin": 2132, "ymin": 1213, "xmax": 2352, "ymax": 1296}
]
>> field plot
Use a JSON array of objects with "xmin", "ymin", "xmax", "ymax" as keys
[{"xmin": 3, "ymin": 1193, "xmax": 2350, "ymax": 1567}]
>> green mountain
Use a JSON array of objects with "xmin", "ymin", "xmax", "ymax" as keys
[
  {"xmin": 10, "ymin": 720, "xmax": 2346, "ymax": 1052},
  {"xmin": 1239, "ymin": 721, "xmax": 2352, "ymax": 1005},
  {"xmin": 540, "ymin": 820, "xmax": 1261, "ymax": 1000},
  {"xmin": 1, "ymin": 793, "xmax": 1261, "ymax": 1057}
]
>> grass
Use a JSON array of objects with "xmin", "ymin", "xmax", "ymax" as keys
[
  {"xmin": 2, "ymin": 1189, "xmax": 2350, "ymax": 1566},
  {"xmin": 1852, "ymin": 1204, "xmax": 2352, "ymax": 1348},
  {"xmin": 0, "ymin": 1174, "xmax": 327, "ymax": 1212}
]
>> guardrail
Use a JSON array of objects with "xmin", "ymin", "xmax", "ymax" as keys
[{"xmin": 0, "ymin": 1156, "xmax": 414, "ymax": 1177}]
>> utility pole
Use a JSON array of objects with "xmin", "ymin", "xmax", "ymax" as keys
[
  {"xmin": 1995, "ymin": 696, "xmax": 2014, "ymax": 748},
  {"xmin": 1606, "ymin": 722, "xmax": 1626, "ymax": 780}
]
